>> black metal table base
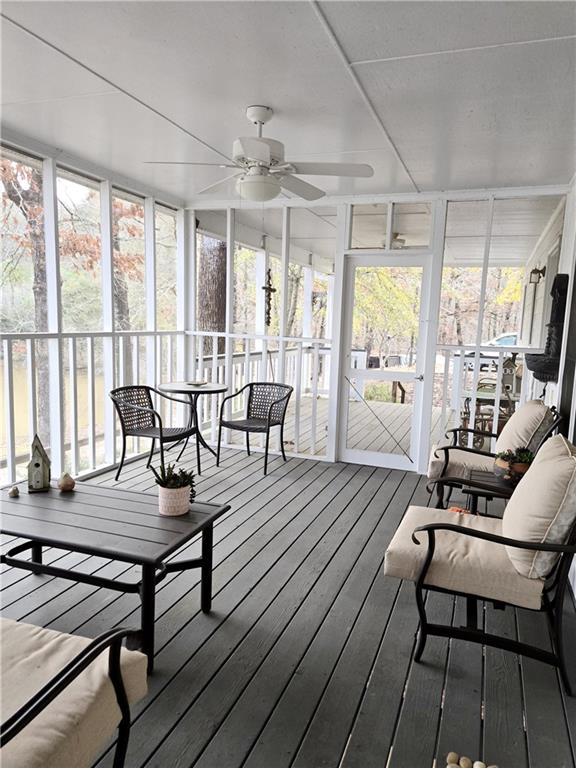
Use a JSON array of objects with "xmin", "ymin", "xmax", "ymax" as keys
[{"xmin": 1, "ymin": 524, "xmax": 215, "ymax": 674}]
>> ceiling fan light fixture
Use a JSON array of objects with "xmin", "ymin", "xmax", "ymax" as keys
[{"xmin": 237, "ymin": 170, "xmax": 281, "ymax": 202}]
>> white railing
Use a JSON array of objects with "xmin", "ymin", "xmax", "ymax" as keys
[
  {"xmin": 433, "ymin": 345, "xmax": 541, "ymax": 450},
  {"xmin": 1, "ymin": 330, "xmax": 333, "ymax": 484}
]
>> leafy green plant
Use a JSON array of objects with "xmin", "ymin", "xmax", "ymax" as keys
[
  {"xmin": 514, "ymin": 447, "xmax": 534, "ymax": 465},
  {"xmin": 495, "ymin": 447, "xmax": 534, "ymax": 465},
  {"xmin": 150, "ymin": 462, "xmax": 195, "ymax": 500},
  {"xmin": 495, "ymin": 449, "xmax": 516, "ymax": 463}
]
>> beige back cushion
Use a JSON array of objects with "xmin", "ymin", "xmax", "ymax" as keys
[
  {"xmin": 502, "ymin": 434, "xmax": 576, "ymax": 579},
  {"xmin": 495, "ymin": 399, "xmax": 555, "ymax": 454}
]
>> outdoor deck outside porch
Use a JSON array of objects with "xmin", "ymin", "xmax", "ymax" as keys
[{"xmin": 2, "ymin": 447, "xmax": 575, "ymax": 768}]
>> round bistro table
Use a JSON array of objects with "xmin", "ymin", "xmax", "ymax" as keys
[{"xmin": 158, "ymin": 381, "xmax": 228, "ymax": 457}]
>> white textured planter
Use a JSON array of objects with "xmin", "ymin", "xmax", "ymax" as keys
[{"xmin": 158, "ymin": 485, "xmax": 191, "ymax": 516}]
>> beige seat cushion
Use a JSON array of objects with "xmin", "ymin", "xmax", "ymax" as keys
[
  {"xmin": 0, "ymin": 619, "xmax": 148, "ymax": 768},
  {"xmin": 384, "ymin": 506, "xmax": 545, "ymax": 610},
  {"xmin": 495, "ymin": 399, "xmax": 555, "ymax": 454},
  {"xmin": 502, "ymin": 434, "xmax": 576, "ymax": 579},
  {"xmin": 427, "ymin": 444, "xmax": 494, "ymax": 481}
]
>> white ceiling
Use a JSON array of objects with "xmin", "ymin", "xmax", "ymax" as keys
[{"xmin": 1, "ymin": 0, "xmax": 575, "ymax": 208}]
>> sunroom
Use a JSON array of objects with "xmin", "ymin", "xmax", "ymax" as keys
[{"xmin": 1, "ymin": 2, "xmax": 576, "ymax": 768}]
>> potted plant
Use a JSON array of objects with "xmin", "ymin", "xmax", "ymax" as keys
[
  {"xmin": 151, "ymin": 462, "xmax": 196, "ymax": 516},
  {"xmin": 494, "ymin": 447, "xmax": 534, "ymax": 485}
]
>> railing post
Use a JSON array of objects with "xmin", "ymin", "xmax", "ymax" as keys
[
  {"xmin": 68, "ymin": 338, "xmax": 79, "ymax": 475},
  {"xmin": 3, "ymin": 339, "xmax": 16, "ymax": 483}
]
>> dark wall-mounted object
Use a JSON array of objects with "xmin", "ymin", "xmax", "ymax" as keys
[{"xmin": 525, "ymin": 273, "xmax": 569, "ymax": 383}]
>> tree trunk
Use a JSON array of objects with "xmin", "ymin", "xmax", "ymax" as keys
[
  {"xmin": 197, "ymin": 238, "xmax": 226, "ymax": 354},
  {"xmin": 286, "ymin": 265, "xmax": 303, "ymax": 337},
  {"xmin": 30, "ymin": 221, "xmax": 51, "ymax": 443},
  {"xmin": 2, "ymin": 169, "xmax": 51, "ymax": 443},
  {"xmin": 112, "ymin": 267, "xmax": 134, "ymax": 383},
  {"xmin": 454, "ymin": 298, "xmax": 463, "ymax": 346}
]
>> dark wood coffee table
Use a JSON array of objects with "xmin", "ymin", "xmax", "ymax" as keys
[
  {"xmin": 462, "ymin": 469, "xmax": 514, "ymax": 514},
  {"xmin": 0, "ymin": 482, "xmax": 230, "ymax": 673}
]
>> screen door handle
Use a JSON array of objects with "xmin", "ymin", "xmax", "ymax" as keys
[{"xmin": 414, "ymin": 374, "xmax": 424, "ymax": 382}]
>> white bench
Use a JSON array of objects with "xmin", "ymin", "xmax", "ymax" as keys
[{"xmin": 0, "ymin": 619, "xmax": 147, "ymax": 768}]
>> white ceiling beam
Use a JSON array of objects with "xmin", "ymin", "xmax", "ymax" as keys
[
  {"xmin": 350, "ymin": 33, "xmax": 576, "ymax": 67},
  {"xmin": 310, "ymin": 0, "xmax": 419, "ymax": 193}
]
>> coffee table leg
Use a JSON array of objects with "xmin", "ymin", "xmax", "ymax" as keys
[
  {"xmin": 201, "ymin": 524, "xmax": 213, "ymax": 613},
  {"xmin": 31, "ymin": 543, "xmax": 42, "ymax": 564},
  {"xmin": 140, "ymin": 564, "xmax": 156, "ymax": 673}
]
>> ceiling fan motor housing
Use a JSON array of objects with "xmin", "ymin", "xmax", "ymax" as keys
[{"xmin": 233, "ymin": 137, "xmax": 285, "ymax": 166}]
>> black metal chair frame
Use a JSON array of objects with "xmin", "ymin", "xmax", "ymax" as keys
[
  {"xmin": 410, "ymin": 515, "xmax": 576, "ymax": 696},
  {"xmin": 110, "ymin": 385, "xmax": 201, "ymax": 481},
  {"xmin": 0, "ymin": 627, "xmax": 138, "ymax": 767},
  {"xmin": 430, "ymin": 406, "xmax": 563, "ymax": 509},
  {"xmin": 216, "ymin": 382, "xmax": 293, "ymax": 475}
]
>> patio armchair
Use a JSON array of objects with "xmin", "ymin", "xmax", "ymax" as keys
[
  {"xmin": 110, "ymin": 385, "xmax": 201, "ymax": 481},
  {"xmin": 385, "ymin": 434, "xmax": 576, "ymax": 695},
  {"xmin": 428, "ymin": 399, "xmax": 561, "ymax": 508},
  {"xmin": 216, "ymin": 382, "xmax": 293, "ymax": 475},
  {"xmin": 0, "ymin": 620, "xmax": 147, "ymax": 767}
]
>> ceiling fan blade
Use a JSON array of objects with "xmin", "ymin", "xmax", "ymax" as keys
[
  {"xmin": 196, "ymin": 172, "xmax": 243, "ymax": 196},
  {"xmin": 280, "ymin": 162, "xmax": 374, "ymax": 178},
  {"xmin": 144, "ymin": 161, "xmax": 239, "ymax": 168},
  {"xmin": 277, "ymin": 174, "xmax": 325, "ymax": 201},
  {"xmin": 236, "ymin": 137, "xmax": 271, "ymax": 164}
]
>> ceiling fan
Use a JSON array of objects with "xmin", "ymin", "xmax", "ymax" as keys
[{"xmin": 145, "ymin": 105, "xmax": 374, "ymax": 202}]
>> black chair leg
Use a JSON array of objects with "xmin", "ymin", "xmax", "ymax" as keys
[
  {"xmin": 280, "ymin": 424, "xmax": 287, "ymax": 461},
  {"xmin": 195, "ymin": 431, "xmax": 202, "ymax": 476},
  {"xmin": 159, "ymin": 440, "xmax": 166, "ymax": 471},
  {"xmin": 435, "ymin": 481, "xmax": 445, "ymax": 509},
  {"xmin": 552, "ymin": 594, "xmax": 573, "ymax": 696},
  {"xmin": 175, "ymin": 436, "xmax": 189, "ymax": 463},
  {"xmin": 112, "ymin": 717, "xmax": 130, "ymax": 768},
  {"xmin": 264, "ymin": 429, "xmax": 270, "ymax": 475},
  {"xmin": 216, "ymin": 424, "xmax": 223, "ymax": 467},
  {"xmin": 413, "ymin": 583, "xmax": 428, "ymax": 662},
  {"xmin": 146, "ymin": 439, "xmax": 155, "ymax": 468},
  {"xmin": 115, "ymin": 438, "xmax": 127, "ymax": 481},
  {"xmin": 246, "ymin": 433, "xmax": 251, "ymax": 456}
]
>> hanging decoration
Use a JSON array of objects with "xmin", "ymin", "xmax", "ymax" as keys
[{"xmin": 262, "ymin": 268, "xmax": 277, "ymax": 328}]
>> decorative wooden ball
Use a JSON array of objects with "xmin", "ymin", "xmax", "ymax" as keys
[
  {"xmin": 58, "ymin": 473, "xmax": 75, "ymax": 492},
  {"xmin": 459, "ymin": 757, "xmax": 473, "ymax": 768},
  {"xmin": 473, "ymin": 762, "xmax": 487, "ymax": 768},
  {"xmin": 447, "ymin": 753, "xmax": 459, "ymax": 765},
  {"xmin": 8, "ymin": 485, "xmax": 19, "ymax": 498}
]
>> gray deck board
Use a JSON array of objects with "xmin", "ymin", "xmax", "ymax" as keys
[{"xmin": 1, "ymin": 445, "xmax": 574, "ymax": 768}]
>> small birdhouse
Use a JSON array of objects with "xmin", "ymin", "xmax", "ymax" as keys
[{"xmin": 28, "ymin": 435, "xmax": 51, "ymax": 493}]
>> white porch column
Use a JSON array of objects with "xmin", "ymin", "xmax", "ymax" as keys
[
  {"xmin": 224, "ymin": 209, "xmax": 235, "ymax": 426},
  {"xmin": 278, "ymin": 208, "xmax": 290, "ymax": 384},
  {"xmin": 43, "ymin": 157, "xmax": 65, "ymax": 475},
  {"xmin": 100, "ymin": 180, "xmax": 116, "ymax": 465},
  {"xmin": 144, "ymin": 197, "xmax": 157, "ymax": 389},
  {"xmin": 326, "ymin": 204, "xmax": 350, "ymax": 463}
]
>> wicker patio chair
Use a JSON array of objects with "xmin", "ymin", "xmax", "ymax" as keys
[
  {"xmin": 216, "ymin": 382, "xmax": 293, "ymax": 475},
  {"xmin": 110, "ymin": 385, "xmax": 201, "ymax": 481}
]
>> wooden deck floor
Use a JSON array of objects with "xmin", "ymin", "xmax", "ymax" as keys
[
  {"xmin": 1, "ymin": 447, "xmax": 575, "ymax": 768},
  {"xmin": 227, "ymin": 397, "xmax": 448, "ymax": 457}
]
